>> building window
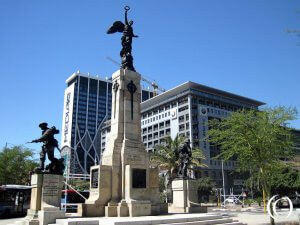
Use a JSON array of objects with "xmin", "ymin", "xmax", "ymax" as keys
[
  {"xmin": 179, "ymin": 115, "xmax": 184, "ymax": 123},
  {"xmin": 159, "ymin": 130, "xmax": 164, "ymax": 137},
  {"xmin": 165, "ymin": 120, "xmax": 170, "ymax": 127},
  {"xmin": 179, "ymin": 124, "xmax": 185, "ymax": 131},
  {"xmin": 186, "ymin": 114, "xmax": 189, "ymax": 120},
  {"xmin": 178, "ymin": 105, "xmax": 188, "ymax": 112},
  {"xmin": 166, "ymin": 128, "xmax": 170, "ymax": 135},
  {"xmin": 159, "ymin": 122, "xmax": 164, "ymax": 129}
]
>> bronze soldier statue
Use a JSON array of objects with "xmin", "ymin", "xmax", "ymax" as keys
[
  {"xmin": 177, "ymin": 138, "xmax": 192, "ymax": 179},
  {"xmin": 107, "ymin": 6, "xmax": 138, "ymax": 71},
  {"xmin": 30, "ymin": 122, "xmax": 64, "ymax": 174}
]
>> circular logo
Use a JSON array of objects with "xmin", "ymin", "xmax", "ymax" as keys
[
  {"xmin": 267, "ymin": 195, "xmax": 293, "ymax": 220},
  {"xmin": 201, "ymin": 108, "xmax": 207, "ymax": 115}
]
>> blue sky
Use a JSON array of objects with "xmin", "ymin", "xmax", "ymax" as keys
[{"xmin": 0, "ymin": 0, "xmax": 299, "ymax": 154}]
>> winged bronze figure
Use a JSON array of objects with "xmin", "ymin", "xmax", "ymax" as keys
[{"xmin": 107, "ymin": 6, "xmax": 138, "ymax": 72}]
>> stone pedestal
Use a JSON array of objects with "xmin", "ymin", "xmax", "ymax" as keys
[
  {"xmin": 169, "ymin": 179, "xmax": 207, "ymax": 213},
  {"xmin": 78, "ymin": 165, "xmax": 111, "ymax": 217},
  {"xmin": 18, "ymin": 173, "xmax": 65, "ymax": 225}
]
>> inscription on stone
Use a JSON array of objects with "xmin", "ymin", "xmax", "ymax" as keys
[
  {"xmin": 43, "ymin": 175, "xmax": 59, "ymax": 197},
  {"xmin": 126, "ymin": 154, "xmax": 141, "ymax": 162},
  {"xmin": 91, "ymin": 168, "xmax": 99, "ymax": 189},
  {"xmin": 132, "ymin": 169, "xmax": 146, "ymax": 188}
]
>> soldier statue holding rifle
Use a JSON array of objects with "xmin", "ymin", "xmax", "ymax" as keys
[{"xmin": 29, "ymin": 122, "xmax": 64, "ymax": 175}]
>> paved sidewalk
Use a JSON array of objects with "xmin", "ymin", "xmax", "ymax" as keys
[
  {"xmin": 230, "ymin": 211, "xmax": 299, "ymax": 225},
  {"xmin": 0, "ymin": 217, "xmax": 25, "ymax": 225}
]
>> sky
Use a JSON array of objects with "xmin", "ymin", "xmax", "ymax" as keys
[{"xmin": 0, "ymin": 0, "xmax": 299, "ymax": 154}]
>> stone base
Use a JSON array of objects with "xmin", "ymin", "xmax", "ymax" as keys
[
  {"xmin": 78, "ymin": 203, "xmax": 105, "ymax": 217},
  {"xmin": 151, "ymin": 203, "xmax": 168, "ymax": 215},
  {"xmin": 117, "ymin": 201, "xmax": 129, "ymax": 217},
  {"xmin": 105, "ymin": 200, "xmax": 153, "ymax": 217},
  {"xmin": 13, "ymin": 218, "xmax": 39, "ymax": 225},
  {"xmin": 128, "ymin": 200, "xmax": 151, "ymax": 217},
  {"xmin": 170, "ymin": 179, "xmax": 207, "ymax": 214},
  {"xmin": 38, "ymin": 208, "xmax": 65, "ymax": 225},
  {"xmin": 105, "ymin": 202, "xmax": 118, "ymax": 217},
  {"xmin": 168, "ymin": 206, "xmax": 207, "ymax": 213},
  {"xmin": 12, "ymin": 208, "xmax": 65, "ymax": 225}
]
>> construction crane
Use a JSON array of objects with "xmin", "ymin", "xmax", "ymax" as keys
[
  {"xmin": 106, "ymin": 56, "xmax": 165, "ymax": 96},
  {"xmin": 140, "ymin": 77, "xmax": 165, "ymax": 96}
]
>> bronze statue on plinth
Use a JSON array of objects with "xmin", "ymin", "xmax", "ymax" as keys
[
  {"xmin": 107, "ymin": 6, "xmax": 138, "ymax": 72},
  {"xmin": 29, "ymin": 122, "xmax": 64, "ymax": 175},
  {"xmin": 176, "ymin": 138, "xmax": 192, "ymax": 179}
]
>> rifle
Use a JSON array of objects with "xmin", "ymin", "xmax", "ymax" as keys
[{"xmin": 25, "ymin": 140, "xmax": 38, "ymax": 144}]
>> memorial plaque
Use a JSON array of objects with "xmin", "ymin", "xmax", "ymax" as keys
[
  {"xmin": 132, "ymin": 169, "xmax": 146, "ymax": 188},
  {"xmin": 43, "ymin": 175, "xmax": 60, "ymax": 197},
  {"xmin": 91, "ymin": 168, "xmax": 99, "ymax": 188}
]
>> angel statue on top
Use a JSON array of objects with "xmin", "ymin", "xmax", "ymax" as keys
[{"xmin": 107, "ymin": 6, "xmax": 138, "ymax": 72}]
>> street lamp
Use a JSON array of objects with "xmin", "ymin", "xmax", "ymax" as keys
[{"xmin": 221, "ymin": 160, "xmax": 226, "ymax": 206}]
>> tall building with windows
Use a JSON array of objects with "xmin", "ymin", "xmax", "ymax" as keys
[
  {"xmin": 139, "ymin": 81, "xmax": 265, "ymax": 192},
  {"xmin": 100, "ymin": 81, "xmax": 264, "ymax": 192},
  {"xmin": 61, "ymin": 71, "xmax": 112, "ymax": 179},
  {"xmin": 61, "ymin": 71, "xmax": 154, "ymax": 179}
]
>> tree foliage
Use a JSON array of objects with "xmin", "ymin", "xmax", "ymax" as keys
[
  {"xmin": 69, "ymin": 179, "xmax": 90, "ymax": 191},
  {"xmin": 246, "ymin": 163, "xmax": 300, "ymax": 196},
  {"xmin": 0, "ymin": 146, "xmax": 38, "ymax": 185},
  {"xmin": 208, "ymin": 106, "xmax": 297, "ymax": 198},
  {"xmin": 150, "ymin": 135, "xmax": 206, "ymax": 184},
  {"xmin": 196, "ymin": 177, "xmax": 216, "ymax": 196}
]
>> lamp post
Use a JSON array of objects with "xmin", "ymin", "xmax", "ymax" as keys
[{"xmin": 221, "ymin": 160, "xmax": 226, "ymax": 206}]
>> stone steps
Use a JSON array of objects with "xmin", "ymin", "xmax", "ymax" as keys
[
  {"xmin": 51, "ymin": 213, "xmax": 246, "ymax": 225},
  {"xmin": 219, "ymin": 222, "xmax": 245, "ymax": 225},
  {"xmin": 155, "ymin": 218, "xmax": 246, "ymax": 225}
]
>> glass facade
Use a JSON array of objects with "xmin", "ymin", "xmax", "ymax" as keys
[{"xmin": 62, "ymin": 73, "xmax": 112, "ymax": 178}]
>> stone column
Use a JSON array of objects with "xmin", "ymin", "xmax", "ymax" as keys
[
  {"xmin": 22, "ymin": 173, "xmax": 43, "ymax": 225},
  {"xmin": 100, "ymin": 69, "xmax": 165, "ymax": 217}
]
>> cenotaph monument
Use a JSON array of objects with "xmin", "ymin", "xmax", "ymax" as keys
[{"xmin": 79, "ymin": 6, "xmax": 166, "ymax": 217}]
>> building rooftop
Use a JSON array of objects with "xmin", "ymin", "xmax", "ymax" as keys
[
  {"xmin": 65, "ymin": 71, "xmax": 111, "ymax": 84},
  {"xmin": 141, "ymin": 81, "xmax": 265, "ymax": 112}
]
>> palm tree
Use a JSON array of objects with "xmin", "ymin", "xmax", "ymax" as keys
[{"xmin": 150, "ymin": 135, "xmax": 206, "ymax": 186}]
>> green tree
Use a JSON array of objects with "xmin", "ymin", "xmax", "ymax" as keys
[
  {"xmin": 69, "ymin": 179, "xmax": 90, "ymax": 191},
  {"xmin": 150, "ymin": 135, "xmax": 206, "ymax": 185},
  {"xmin": 0, "ymin": 146, "xmax": 38, "ymax": 185},
  {"xmin": 247, "ymin": 163, "xmax": 300, "ymax": 197},
  {"xmin": 208, "ymin": 106, "xmax": 297, "ymax": 225},
  {"xmin": 196, "ymin": 177, "xmax": 216, "ymax": 203}
]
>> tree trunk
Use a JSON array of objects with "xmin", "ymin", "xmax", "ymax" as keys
[{"xmin": 269, "ymin": 201, "xmax": 275, "ymax": 225}]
